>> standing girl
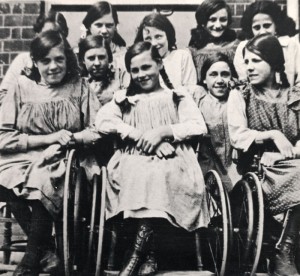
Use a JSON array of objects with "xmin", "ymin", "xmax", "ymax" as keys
[
  {"xmin": 188, "ymin": 0, "xmax": 239, "ymax": 84},
  {"xmin": 134, "ymin": 13, "xmax": 197, "ymax": 88},
  {"xmin": 228, "ymin": 34, "xmax": 300, "ymax": 276},
  {"xmin": 95, "ymin": 41, "xmax": 209, "ymax": 276},
  {"xmin": 0, "ymin": 30, "xmax": 99, "ymax": 275},
  {"xmin": 196, "ymin": 52, "xmax": 239, "ymax": 192}
]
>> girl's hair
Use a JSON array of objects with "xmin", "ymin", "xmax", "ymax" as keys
[
  {"xmin": 33, "ymin": 9, "xmax": 69, "ymax": 37},
  {"xmin": 29, "ymin": 30, "xmax": 80, "ymax": 83},
  {"xmin": 82, "ymin": 1, "xmax": 126, "ymax": 47},
  {"xmin": 244, "ymin": 33, "xmax": 289, "ymax": 88},
  {"xmin": 134, "ymin": 13, "xmax": 177, "ymax": 51},
  {"xmin": 240, "ymin": 1, "xmax": 296, "ymax": 39},
  {"xmin": 200, "ymin": 52, "xmax": 237, "ymax": 88},
  {"xmin": 124, "ymin": 41, "xmax": 174, "ymax": 96},
  {"xmin": 78, "ymin": 35, "xmax": 115, "ymax": 88},
  {"xmin": 189, "ymin": 0, "xmax": 236, "ymax": 49}
]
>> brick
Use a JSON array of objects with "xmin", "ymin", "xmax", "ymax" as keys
[
  {"xmin": 0, "ymin": 15, "xmax": 3, "ymax": 26},
  {"xmin": 10, "ymin": 53, "xmax": 19, "ymax": 63},
  {"xmin": 232, "ymin": 16, "xmax": 242, "ymax": 29},
  {"xmin": 236, "ymin": 5, "xmax": 245, "ymax": 16},
  {"xmin": 228, "ymin": 4, "xmax": 235, "ymax": 15},
  {"xmin": 24, "ymin": 3, "xmax": 40, "ymax": 14},
  {"xmin": 22, "ymin": 28, "xmax": 35, "ymax": 39},
  {"xmin": 3, "ymin": 65, "xmax": 9, "ymax": 75},
  {"xmin": 0, "ymin": 53, "xmax": 9, "ymax": 65},
  {"xmin": 0, "ymin": 28, "xmax": 10, "ymax": 39},
  {"xmin": 12, "ymin": 28, "xmax": 21, "ymax": 39},
  {"xmin": 5, "ymin": 15, "xmax": 22, "ymax": 26},
  {"xmin": 23, "ymin": 40, "xmax": 31, "ymax": 51},
  {"xmin": 4, "ymin": 40, "xmax": 23, "ymax": 52},
  {"xmin": 0, "ymin": 3, "xmax": 10, "ymax": 14},
  {"xmin": 12, "ymin": 3, "xmax": 22, "ymax": 14},
  {"xmin": 22, "ymin": 15, "xmax": 38, "ymax": 26}
]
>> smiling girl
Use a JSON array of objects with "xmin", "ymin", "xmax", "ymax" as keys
[
  {"xmin": 233, "ymin": 1, "xmax": 300, "ymax": 87},
  {"xmin": 188, "ymin": 0, "xmax": 239, "ymax": 83},
  {"xmin": 95, "ymin": 41, "xmax": 209, "ymax": 275},
  {"xmin": 195, "ymin": 52, "xmax": 239, "ymax": 191},
  {"xmin": 134, "ymin": 13, "xmax": 197, "ymax": 88}
]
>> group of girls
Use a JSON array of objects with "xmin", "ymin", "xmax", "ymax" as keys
[{"xmin": 1, "ymin": 0, "xmax": 300, "ymax": 276}]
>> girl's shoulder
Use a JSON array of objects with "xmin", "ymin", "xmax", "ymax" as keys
[{"xmin": 287, "ymin": 86, "xmax": 300, "ymax": 110}]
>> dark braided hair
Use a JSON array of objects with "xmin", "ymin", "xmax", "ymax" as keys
[{"xmin": 125, "ymin": 41, "xmax": 174, "ymax": 96}]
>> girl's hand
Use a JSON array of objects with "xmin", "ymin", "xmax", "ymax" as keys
[
  {"xmin": 272, "ymin": 131, "xmax": 294, "ymax": 159},
  {"xmin": 261, "ymin": 152, "xmax": 285, "ymax": 167},
  {"xmin": 42, "ymin": 144, "xmax": 62, "ymax": 163},
  {"xmin": 49, "ymin": 130, "xmax": 73, "ymax": 146},
  {"xmin": 155, "ymin": 142, "xmax": 175, "ymax": 159},
  {"xmin": 136, "ymin": 128, "xmax": 166, "ymax": 154}
]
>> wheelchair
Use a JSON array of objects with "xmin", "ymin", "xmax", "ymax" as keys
[{"xmin": 89, "ymin": 137, "xmax": 232, "ymax": 276}]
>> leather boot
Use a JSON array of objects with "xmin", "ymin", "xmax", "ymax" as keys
[
  {"xmin": 273, "ymin": 207, "xmax": 300, "ymax": 276},
  {"xmin": 119, "ymin": 221, "xmax": 153, "ymax": 276},
  {"xmin": 138, "ymin": 235, "xmax": 158, "ymax": 276}
]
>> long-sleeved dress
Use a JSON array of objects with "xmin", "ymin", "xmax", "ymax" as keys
[
  {"xmin": 95, "ymin": 88, "xmax": 209, "ymax": 231},
  {"xmin": 0, "ymin": 75, "xmax": 100, "ymax": 217},
  {"xmin": 228, "ymin": 84, "xmax": 300, "ymax": 215},
  {"xmin": 196, "ymin": 91, "xmax": 239, "ymax": 191},
  {"xmin": 233, "ymin": 36, "xmax": 300, "ymax": 87}
]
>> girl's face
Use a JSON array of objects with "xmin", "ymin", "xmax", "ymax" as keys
[
  {"xmin": 36, "ymin": 44, "xmax": 67, "ymax": 85},
  {"xmin": 205, "ymin": 8, "xmax": 229, "ymax": 38},
  {"xmin": 142, "ymin": 26, "xmax": 169, "ymax": 58},
  {"xmin": 89, "ymin": 13, "xmax": 116, "ymax": 44},
  {"xmin": 244, "ymin": 49, "xmax": 273, "ymax": 86},
  {"xmin": 205, "ymin": 61, "xmax": 231, "ymax": 100},
  {"xmin": 84, "ymin": 47, "xmax": 109, "ymax": 79},
  {"xmin": 251, "ymin": 13, "xmax": 276, "ymax": 36},
  {"xmin": 130, "ymin": 50, "xmax": 162, "ymax": 92}
]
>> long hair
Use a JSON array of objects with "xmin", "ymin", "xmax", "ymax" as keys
[
  {"xmin": 82, "ymin": 1, "xmax": 126, "ymax": 47},
  {"xmin": 125, "ymin": 41, "xmax": 174, "ymax": 96},
  {"xmin": 240, "ymin": 1, "xmax": 296, "ymax": 39},
  {"xmin": 33, "ymin": 9, "xmax": 69, "ymax": 37},
  {"xmin": 189, "ymin": 0, "xmax": 236, "ymax": 49},
  {"xmin": 200, "ymin": 52, "xmax": 237, "ymax": 89},
  {"xmin": 29, "ymin": 30, "xmax": 80, "ymax": 83},
  {"xmin": 134, "ymin": 13, "xmax": 177, "ymax": 51},
  {"xmin": 244, "ymin": 33, "xmax": 289, "ymax": 88}
]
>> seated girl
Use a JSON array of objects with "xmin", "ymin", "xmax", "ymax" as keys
[
  {"xmin": 95, "ymin": 41, "xmax": 209, "ymax": 276},
  {"xmin": 0, "ymin": 30, "xmax": 100, "ymax": 275},
  {"xmin": 196, "ymin": 52, "xmax": 239, "ymax": 191},
  {"xmin": 228, "ymin": 33, "xmax": 300, "ymax": 276},
  {"xmin": 134, "ymin": 13, "xmax": 197, "ymax": 88}
]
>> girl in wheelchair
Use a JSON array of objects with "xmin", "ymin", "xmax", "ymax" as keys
[
  {"xmin": 0, "ymin": 30, "xmax": 100, "ymax": 275},
  {"xmin": 96, "ymin": 41, "xmax": 209, "ymax": 276},
  {"xmin": 195, "ymin": 52, "xmax": 240, "ymax": 192},
  {"xmin": 228, "ymin": 33, "xmax": 300, "ymax": 276}
]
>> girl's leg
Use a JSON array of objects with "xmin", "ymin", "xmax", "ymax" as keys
[
  {"xmin": 119, "ymin": 219, "xmax": 153, "ymax": 276},
  {"xmin": 13, "ymin": 200, "xmax": 53, "ymax": 276},
  {"xmin": 273, "ymin": 205, "xmax": 300, "ymax": 276}
]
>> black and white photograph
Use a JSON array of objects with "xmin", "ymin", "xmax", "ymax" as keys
[{"xmin": 0, "ymin": 0, "xmax": 300, "ymax": 275}]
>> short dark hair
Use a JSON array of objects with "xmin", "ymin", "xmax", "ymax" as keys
[
  {"xmin": 29, "ymin": 30, "xmax": 79, "ymax": 83},
  {"xmin": 78, "ymin": 35, "xmax": 113, "ymax": 77},
  {"xmin": 134, "ymin": 13, "xmax": 177, "ymax": 51},
  {"xmin": 33, "ymin": 9, "xmax": 69, "ymax": 37},
  {"xmin": 200, "ymin": 52, "xmax": 237, "ymax": 88},
  {"xmin": 189, "ymin": 0, "xmax": 236, "ymax": 49},
  {"xmin": 240, "ymin": 1, "xmax": 295, "ymax": 39},
  {"xmin": 82, "ymin": 1, "xmax": 126, "ymax": 47}
]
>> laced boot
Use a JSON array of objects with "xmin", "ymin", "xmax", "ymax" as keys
[
  {"xmin": 138, "ymin": 235, "xmax": 158, "ymax": 276},
  {"xmin": 119, "ymin": 220, "xmax": 153, "ymax": 276},
  {"xmin": 273, "ymin": 237, "xmax": 300, "ymax": 276}
]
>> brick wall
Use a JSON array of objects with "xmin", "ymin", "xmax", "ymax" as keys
[
  {"xmin": 0, "ymin": 1, "xmax": 41, "ymax": 84},
  {"xmin": 0, "ymin": 0, "xmax": 288, "ymax": 85}
]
